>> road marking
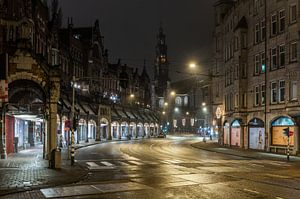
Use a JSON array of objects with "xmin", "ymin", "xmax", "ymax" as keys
[
  {"xmin": 40, "ymin": 182, "xmax": 151, "ymax": 198},
  {"xmin": 117, "ymin": 161, "xmax": 130, "ymax": 166},
  {"xmin": 86, "ymin": 162, "xmax": 115, "ymax": 170},
  {"xmin": 86, "ymin": 162, "xmax": 99, "ymax": 167},
  {"xmin": 276, "ymin": 197, "xmax": 284, "ymax": 199},
  {"xmin": 101, "ymin": 161, "xmax": 114, "ymax": 167},
  {"xmin": 128, "ymin": 160, "xmax": 144, "ymax": 165},
  {"xmin": 243, "ymin": 188, "xmax": 259, "ymax": 194}
]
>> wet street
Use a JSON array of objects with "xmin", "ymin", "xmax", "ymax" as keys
[{"xmin": 39, "ymin": 136, "xmax": 300, "ymax": 199}]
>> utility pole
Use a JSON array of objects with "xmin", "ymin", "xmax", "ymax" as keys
[{"xmin": 70, "ymin": 74, "xmax": 76, "ymax": 166}]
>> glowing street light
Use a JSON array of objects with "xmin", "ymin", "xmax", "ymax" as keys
[
  {"xmin": 202, "ymin": 102, "xmax": 206, "ymax": 106},
  {"xmin": 186, "ymin": 112, "xmax": 189, "ymax": 115},
  {"xmin": 162, "ymin": 111, "xmax": 166, "ymax": 115},
  {"xmin": 164, "ymin": 102, "xmax": 168, "ymax": 107},
  {"xmin": 130, "ymin": 94, "xmax": 135, "ymax": 98},
  {"xmin": 174, "ymin": 107, "xmax": 179, "ymax": 112},
  {"xmin": 189, "ymin": 62, "xmax": 197, "ymax": 68},
  {"xmin": 170, "ymin": 91, "xmax": 176, "ymax": 96}
]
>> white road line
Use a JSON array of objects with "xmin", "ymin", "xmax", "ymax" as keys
[
  {"xmin": 101, "ymin": 161, "xmax": 114, "ymax": 167},
  {"xmin": 276, "ymin": 197, "xmax": 284, "ymax": 199},
  {"xmin": 128, "ymin": 161, "xmax": 144, "ymax": 165},
  {"xmin": 86, "ymin": 162, "xmax": 99, "ymax": 167},
  {"xmin": 118, "ymin": 161, "xmax": 130, "ymax": 166},
  {"xmin": 243, "ymin": 188, "xmax": 260, "ymax": 194}
]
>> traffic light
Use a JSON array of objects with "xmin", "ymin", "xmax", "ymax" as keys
[{"xmin": 283, "ymin": 127, "xmax": 290, "ymax": 137}]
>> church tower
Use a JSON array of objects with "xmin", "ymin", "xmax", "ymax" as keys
[{"xmin": 154, "ymin": 25, "xmax": 170, "ymax": 98}]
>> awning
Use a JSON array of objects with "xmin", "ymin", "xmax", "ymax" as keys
[
  {"xmin": 115, "ymin": 108, "xmax": 129, "ymax": 119},
  {"xmin": 82, "ymin": 104, "xmax": 96, "ymax": 115},
  {"xmin": 111, "ymin": 108, "xmax": 121, "ymax": 120}
]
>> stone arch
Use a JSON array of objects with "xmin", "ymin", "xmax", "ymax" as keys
[
  {"xmin": 144, "ymin": 123, "xmax": 150, "ymax": 137},
  {"xmin": 150, "ymin": 123, "xmax": 155, "ymax": 137},
  {"xmin": 121, "ymin": 121, "xmax": 129, "ymax": 139},
  {"xmin": 77, "ymin": 118, "xmax": 87, "ymax": 143},
  {"xmin": 270, "ymin": 116, "xmax": 296, "ymax": 147},
  {"xmin": 111, "ymin": 121, "xmax": 120, "ymax": 139},
  {"xmin": 100, "ymin": 117, "xmax": 109, "ymax": 139},
  {"xmin": 129, "ymin": 122, "xmax": 137, "ymax": 138},
  {"xmin": 137, "ymin": 122, "xmax": 144, "ymax": 138},
  {"xmin": 88, "ymin": 119, "xmax": 97, "ymax": 140}
]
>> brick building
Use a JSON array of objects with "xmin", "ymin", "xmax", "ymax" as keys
[{"xmin": 213, "ymin": 0, "xmax": 300, "ymax": 154}]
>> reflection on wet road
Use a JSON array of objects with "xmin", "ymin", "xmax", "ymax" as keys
[{"xmin": 41, "ymin": 136, "xmax": 300, "ymax": 199}]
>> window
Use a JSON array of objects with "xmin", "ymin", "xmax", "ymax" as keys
[
  {"xmin": 184, "ymin": 96, "xmax": 188, "ymax": 106},
  {"xmin": 261, "ymin": 84, "xmax": 265, "ymax": 105},
  {"xmin": 242, "ymin": 93, "xmax": 247, "ymax": 108},
  {"xmin": 271, "ymin": 14, "xmax": 277, "ymax": 36},
  {"xmin": 290, "ymin": 4, "xmax": 297, "ymax": 23},
  {"xmin": 235, "ymin": 94, "xmax": 239, "ymax": 108},
  {"xmin": 255, "ymin": 86, "xmax": 259, "ymax": 106},
  {"xmin": 234, "ymin": 36, "xmax": 239, "ymax": 51},
  {"xmin": 279, "ymin": 10, "xmax": 285, "ymax": 32},
  {"xmin": 290, "ymin": 81, "xmax": 297, "ymax": 100},
  {"xmin": 261, "ymin": 19, "xmax": 266, "ymax": 41},
  {"xmin": 290, "ymin": 42, "xmax": 297, "ymax": 61},
  {"xmin": 255, "ymin": 54, "xmax": 260, "ymax": 75},
  {"xmin": 279, "ymin": 45, "xmax": 285, "ymax": 67},
  {"xmin": 271, "ymin": 47, "xmax": 277, "ymax": 70},
  {"xmin": 279, "ymin": 80, "xmax": 285, "ymax": 102},
  {"xmin": 255, "ymin": 23, "xmax": 260, "ymax": 43},
  {"xmin": 261, "ymin": 52, "xmax": 266, "ymax": 73},
  {"xmin": 235, "ymin": 64, "xmax": 239, "ymax": 79},
  {"xmin": 271, "ymin": 82, "xmax": 277, "ymax": 103},
  {"xmin": 241, "ymin": 33, "xmax": 247, "ymax": 48},
  {"xmin": 175, "ymin": 97, "xmax": 182, "ymax": 106},
  {"xmin": 242, "ymin": 63, "xmax": 247, "ymax": 78}
]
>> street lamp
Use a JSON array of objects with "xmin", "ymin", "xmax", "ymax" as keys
[{"xmin": 189, "ymin": 62, "xmax": 197, "ymax": 69}]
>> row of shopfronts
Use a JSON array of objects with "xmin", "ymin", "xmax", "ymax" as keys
[
  {"xmin": 222, "ymin": 116, "xmax": 298, "ymax": 153},
  {"xmin": 3, "ymin": 97, "xmax": 160, "ymax": 156}
]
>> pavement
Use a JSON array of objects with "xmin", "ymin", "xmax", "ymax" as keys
[
  {"xmin": 191, "ymin": 138, "xmax": 300, "ymax": 163},
  {"xmin": 1, "ymin": 135, "xmax": 300, "ymax": 198},
  {"xmin": 0, "ymin": 140, "xmax": 99, "ymax": 197}
]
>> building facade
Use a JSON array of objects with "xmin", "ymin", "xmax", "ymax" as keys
[
  {"xmin": 0, "ymin": 0, "xmax": 159, "ymax": 163},
  {"xmin": 213, "ymin": 0, "xmax": 300, "ymax": 154}
]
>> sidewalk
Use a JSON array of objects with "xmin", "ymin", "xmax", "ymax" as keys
[
  {"xmin": 0, "ymin": 142, "xmax": 91, "ymax": 197},
  {"xmin": 0, "ymin": 138, "xmax": 142, "ymax": 197},
  {"xmin": 191, "ymin": 140, "xmax": 300, "ymax": 163}
]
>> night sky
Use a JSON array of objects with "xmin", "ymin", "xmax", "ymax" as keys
[{"xmin": 59, "ymin": 0, "xmax": 215, "ymax": 81}]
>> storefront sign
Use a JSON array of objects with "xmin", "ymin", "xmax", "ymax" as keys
[
  {"xmin": 231, "ymin": 128, "xmax": 241, "ymax": 146},
  {"xmin": 272, "ymin": 126, "xmax": 295, "ymax": 146},
  {"xmin": 249, "ymin": 127, "xmax": 265, "ymax": 150}
]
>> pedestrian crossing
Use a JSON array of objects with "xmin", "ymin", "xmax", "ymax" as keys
[
  {"xmin": 84, "ymin": 158, "xmax": 292, "ymax": 171},
  {"xmin": 84, "ymin": 158, "xmax": 190, "ymax": 170}
]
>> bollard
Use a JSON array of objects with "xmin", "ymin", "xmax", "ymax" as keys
[{"xmin": 71, "ymin": 128, "xmax": 75, "ymax": 166}]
